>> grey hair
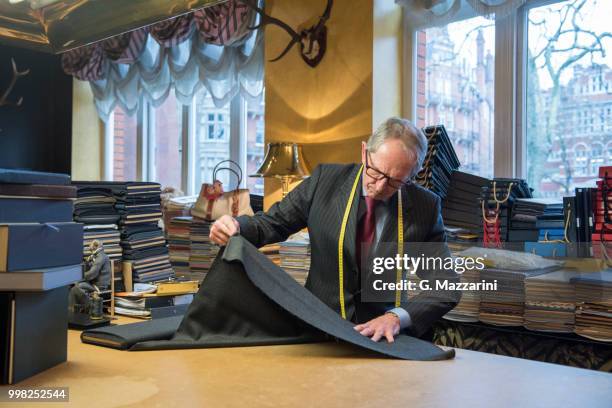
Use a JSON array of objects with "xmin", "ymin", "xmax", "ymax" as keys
[{"xmin": 366, "ymin": 117, "xmax": 427, "ymax": 179}]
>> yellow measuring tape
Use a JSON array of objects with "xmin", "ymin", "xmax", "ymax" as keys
[{"xmin": 337, "ymin": 165, "xmax": 404, "ymax": 319}]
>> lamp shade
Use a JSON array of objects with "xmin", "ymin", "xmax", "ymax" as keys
[{"xmin": 252, "ymin": 143, "xmax": 310, "ymax": 179}]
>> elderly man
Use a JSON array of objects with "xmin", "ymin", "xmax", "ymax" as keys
[{"xmin": 210, "ymin": 117, "xmax": 460, "ymax": 342}]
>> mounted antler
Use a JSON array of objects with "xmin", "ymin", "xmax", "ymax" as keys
[
  {"xmin": 242, "ymin": 0, "xmax": 333, "ymax": 68},
  {"xmin": 0, "ymin": 58, "xmax": 30, "ymax": 108}
]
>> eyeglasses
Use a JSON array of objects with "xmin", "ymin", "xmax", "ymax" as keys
[{"xmin": 364, "ymin": 152, "xmax": 411, "ymax": 189}]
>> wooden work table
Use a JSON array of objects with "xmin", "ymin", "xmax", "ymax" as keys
[{"xmin": 1, "ymin": 318, "xmax": 611, "ymax": 408}]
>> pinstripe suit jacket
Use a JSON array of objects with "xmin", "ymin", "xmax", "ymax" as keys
[{"xmin": 237, "ymin": 163, "xmax": 460, "ymax": 337}]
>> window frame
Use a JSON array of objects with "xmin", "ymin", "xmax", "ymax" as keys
[{"xmin": 403, "ymin": 0, "xmax": 573, "ymax": 180}]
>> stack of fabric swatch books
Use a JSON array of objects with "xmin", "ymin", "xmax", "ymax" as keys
[
  {"xmin": 72, "ymin": 182, "xmax": 123, "ymax": 286},
  {"xmin": 114, "ymin": 182, "xmax": 173, "ymax": 284},
  {"xmin": 189, "ymin": 217, "xmax": 219, "ymax": 283},
  {"xmin": 458, "ymin": 247, "xmax": 561, "ymax": 327},
  {"xmin": 161, "ymin": 195, "xmax": 196, "ymax": 238},
  {"xmin": 416, "ymin": 125, "xmax": 461, "ymax": 200},
  {"xmin": 442, "ymin": 170, "xmax": 490, "ymax": 247},
  {"xmin": 279, "ymin": 232, "xmax": 311, "ymax": 286},
  {"xmin": 479, "ymin": 178, "xmax": 533, "ymax": 244},
  {"xmin": 524, "ymin": 269, "xmax": 583, "ymax": 333},
  {"xmin": 509, "ymin": 198, "xmax": 563, "ymax": 244},
  {"xmin": 572, "ymin": 271, "xmax": 612, "ymax": 342},
  {"xmin": 167, "ymin": 216, "xmax": 192, "ymax": 279}
]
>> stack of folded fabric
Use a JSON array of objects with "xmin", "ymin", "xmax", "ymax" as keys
[
  {"xmin": 416, "ymin": 125, "xmax": 461, "ymax": 200},
  {"xmin": 592, "ymin": 166, "xmax": 611, "ymax": 260},
  {"xmin": 443, "ymin": 259, "xmax": 481, "ymax": 322},
  {"xmin": 72, "ymin": 184, "xmax": 120, "ymax": 225},
  {"xmin": 524, "ymin": 269, "xmax": 582, "ymax": 333},
  {"xmin": 72, "ymin": 182, "xmax": 123, "ymax": 288},
  {"xmin": 442, "ymin": 170, "xmax": 490, "ymax": 246},
  {"xmin": 121, "ymin": 223, "xmax": 172, "ymax": 283},
  {"xmin": 167, "ymin": 216, "xmax": 192, "ymax": 279},
  {"xmin": 572, "ymin": 271, "xmax": 612, "ymax": 342},
  {"xmin": 111, "ymin": 182, "xmax": 172, "ymax": 284},
  {"xmin": 279, "ymin": 232, "xmax": 310, "ymax": 285},
  {"xmin": 161, "ymin": 195, "xmax": 197, "ymax": 238},
  {"xmin": 82, "ymin": 225, "xmax": 122, "ymax": 264},
  {"xmin": 508, "ymin": 198, "xmax": 563, "ymax": 243},
  {"xmin": 114, "ymin": 182, "xmax": 163, "ymax": 226},
  {"xmin": 479, "ymin": 178, "xmax": 532, "ymax": 246},
  {"xmin": 189, "ymin": 217, "xmax": 219, "ymax": 283}
]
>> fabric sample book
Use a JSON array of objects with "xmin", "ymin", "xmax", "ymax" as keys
[{"xmin": 82, "ymin": 236, "xmax": 454, "ymax": 361}]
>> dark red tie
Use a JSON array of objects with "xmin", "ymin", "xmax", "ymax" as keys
[{"xmin": 356, "ymin": 196, "xmax": 378, "ymax": 268}]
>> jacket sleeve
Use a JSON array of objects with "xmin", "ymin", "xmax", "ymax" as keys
[
  {"xmin": 401, "ymin": 194, "xmax": 462, "ymax": 337},
  {"xmin": 236, "ymin": 165, "xmax": 323, "ymax": 248}
]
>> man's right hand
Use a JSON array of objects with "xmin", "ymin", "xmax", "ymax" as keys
[{"xmin": 209, "ymin": 215, "xmax": 240, "ymax": 246}]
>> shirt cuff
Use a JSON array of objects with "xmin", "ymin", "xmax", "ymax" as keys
[{"xmin": 386, "ymin": 307, "xmax": 412, "ymax": 330}]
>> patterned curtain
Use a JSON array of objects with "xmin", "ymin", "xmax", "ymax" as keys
[{"xmin": 62, "ymin": 0, "xmax": 262, "ymax": 121}]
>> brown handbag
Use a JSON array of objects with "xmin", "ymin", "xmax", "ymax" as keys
[{"xmin": 191, "ymin": 160, "xmax": 254, "ymax": 221}]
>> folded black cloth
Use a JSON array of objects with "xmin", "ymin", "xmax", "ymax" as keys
[
  {"xmin": 122, "ymin": 246, "xmax": 169, "ymax": 260},
  {"xmin": 121, "ymin": 224, "xmax": 162, "ymax": 236},
  {"xmin": 82, "ymin": 236, "xmax": 455, "ymax": 361},
  {"xmin": 74, "ymin": 215, "xmax": 121, "ymax": 224}
]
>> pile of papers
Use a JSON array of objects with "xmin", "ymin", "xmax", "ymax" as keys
[{"xmin": 114, "ymin": 282, "xmax": 196, "ymax": 319}]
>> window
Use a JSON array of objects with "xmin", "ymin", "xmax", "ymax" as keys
[
  {"xmin": 416, "ymin": 17, "xmax": 495, "ymax": 178},
  {"xmin": 150, "ymin": 93, "xmax": 183, "ymax": 190},
  {"xmin": 525, "ymin": 0, "xmax": 612, "ymax": 198},
  {"xmin": 246, "ymin": 97, "xmax": 265, "ymax": 196},
  {"xmin": 194, "ymin": 90, "xmax": 231, "ymax": 188},
  {"xmin": 407, "ymin": 0, "xmax": 611, "ymax": 196},
  {"xmin": 112, "ymin": 105, "xmax": 138, "ymax": 182},
  {"xmin": 107, "ymin": 90, "xmax": 266, "ymax": 196}
]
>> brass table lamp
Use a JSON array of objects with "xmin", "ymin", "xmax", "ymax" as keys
[{"xmin": 251, "ymin": 142, "xmax": 311, "ymax": 198}]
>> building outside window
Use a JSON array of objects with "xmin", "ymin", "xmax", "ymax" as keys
[
  {"xmin": 416, "ymin": 17, "xmax": 495, "ymax": 178},
  {"xmin": 109, "ymin": 89, "xmax": 266, "ymax": 197},
  {"xmin": 526, "ymin": 0, "xmax": 611, "ymax": 198}
]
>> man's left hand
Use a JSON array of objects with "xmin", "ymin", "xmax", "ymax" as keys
[{"xmin": 354, "ymin": 313, "xmax": 400, "ymax": 343}]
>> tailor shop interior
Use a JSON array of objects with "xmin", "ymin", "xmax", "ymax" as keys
[{"xmin": 0, "ymin": 0, "xmax": 611, "ymax": 400}]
